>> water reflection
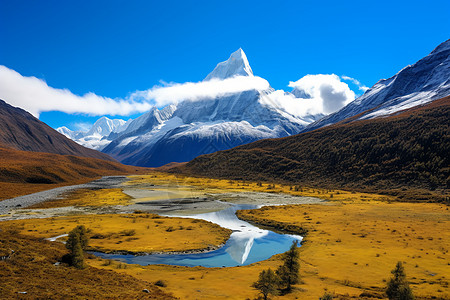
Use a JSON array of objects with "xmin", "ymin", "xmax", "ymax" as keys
[
  {"xmin": 93, "ymin": 204, "xmax": 302, "ymax": 267},
  {"xmin": 183, "ymin": 204, "xmax": 270, "ymax": 264}
]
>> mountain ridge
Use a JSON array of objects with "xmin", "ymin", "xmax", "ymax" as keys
[
  {"xmin": 304, "ymin": 39, "xmax": 450, "ymax": 132},
  {"xmin": 0, "ymin": 99, "xmax": 116, "ymax": 161}
]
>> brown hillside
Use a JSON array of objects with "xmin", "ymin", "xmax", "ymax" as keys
[
  {"xmin": 0, "ymin": 229, "xmax": 175, "ymax": 299},
  {"xmin": 0, "ymin": 147, "xmax": 148, "ymax": 200},
  {"xmin": 178, "ymin": 97, "xmax": 450, "ymax": 201},
  {"xmin": 0, "ymin": 99, "xmax": 114, "ymax": 161}
]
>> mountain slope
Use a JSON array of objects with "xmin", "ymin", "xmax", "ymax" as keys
[
  {"xmin": 0, "ymin": 99, "xmax": 116, "ymax": 161},
  {"xmin": 177, "ymin": 96, "xmax": 450, "ymax": 200},
  {"xmin": 102, "ymin": 49, "xmax": 319, "ymax": 167},
  {"xmin": 305, "ymin": 39, "xmax": 450, "ymax": 132}
]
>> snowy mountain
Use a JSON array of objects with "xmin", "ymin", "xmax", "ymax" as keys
[
  {"xmin": 305, "ymin": 39, "xmax": 450, "ymax": 132},
  {"xmin": 204, "ymin": 48, "xmax": 253, "ymax": 80},
  {"xmin": 57, "ymin": 116, "xmax": 131, "ymax": 150},
  {"xmin": 102, "ymin": 49, "xmax": 321, "ymax": 167}
]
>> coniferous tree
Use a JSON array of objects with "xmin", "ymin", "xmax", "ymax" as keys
[
  {"xmin": 386, "ymin": 261, "xmax": 414, "ymax": 300},
  {"xmin": 252, "ymin": 268, "xmax": 279, "ymax": 300},
  {"xmin": 66, "ymin": 225, "xmax": 88, "ymax": 269},
  {"xmin": 71, "ymin": 241, "xmax": 85, "ymax": 269},
  {"xmin": 276, "ymin": 240, "xmax": 300, "ymax": 292}
]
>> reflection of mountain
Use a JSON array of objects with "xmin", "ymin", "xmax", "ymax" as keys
[
  {"xmin": 191, "ymin": 204, "xmax": 268, "ymax": 265},
  {"xmin": 225, "ymin": 235, "xmax": 254, "ymax": 264}
]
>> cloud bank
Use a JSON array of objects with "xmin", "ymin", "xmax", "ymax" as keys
[
  {"xmin": 0, "ymin": 65, "xmax": 270, "ymax": 117},
  {"xmin": 130, "ymin": 75, "xmax": 270, "ymax": 107},
  {"xmin": 0, "ymin": 66, "xmax": 153, "ymax": 117},
  {"xmin": 0, "ymin": 65, "xmax": 362, "ymax": 120}
]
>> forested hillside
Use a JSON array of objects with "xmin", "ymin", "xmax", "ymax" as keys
[{"xmin": 178, "ymin": 97, "xmax": 449, "ymax": 201}]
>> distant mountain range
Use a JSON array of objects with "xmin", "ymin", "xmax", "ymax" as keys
[
  {"xmin": 56, "ymin": 40, "xmax": 450, "ymax": 168},
  {"xmin": 99, "ymin": 48, "xmax": 321, "ymax": 167},
  {"xmin": 57, "ymin": 117, "xmax": 131, "ymax": 150}
]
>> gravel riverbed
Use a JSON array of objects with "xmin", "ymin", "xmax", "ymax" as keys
[{"xmin": 0, "ymin": 176, "xmax": 128, "ymax": 215}]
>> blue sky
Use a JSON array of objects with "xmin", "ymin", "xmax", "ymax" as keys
[{"xmin": 1, "ymin": 0, "xmax": 449, "ymax": 130}]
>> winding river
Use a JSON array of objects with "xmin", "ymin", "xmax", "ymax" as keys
[
  {"xmin": 93, "ymin": 203, "xmax": 302, "ymax": 268},
  {"xmin": 2, "ymin": 176, "xmax": 318, "ymax": 268}
]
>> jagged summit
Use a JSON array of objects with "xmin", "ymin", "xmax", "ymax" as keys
[{"xmin": 204, "ymin": 48, "xmax": 253, "ymax": 81}]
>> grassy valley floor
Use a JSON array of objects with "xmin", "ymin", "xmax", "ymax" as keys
[
  {"xmin": 1, "ymin": 171, "xmax": 448, "ymax": 299},
  {"xmin": 237, "ymin": 200, "xmax": 450, "ymax": 299}
]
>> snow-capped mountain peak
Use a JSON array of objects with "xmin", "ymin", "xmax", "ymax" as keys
[
  {"xmin": 56, "ymin": 126, "xmax": 77, "ymax": 139},
  {"xmin": 86, "ymin": 116, "xmax": 126, "ymax": 137},
  {"xmin": 57, "ymin": 116, "xmax": 132, "ymax": 151},
  {"xmin": 204, "ymin": 48, "xmax": 253, "ymax": 81}
]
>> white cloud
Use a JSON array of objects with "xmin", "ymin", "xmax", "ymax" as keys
[
  {"xmin": 262, "ymin": 74, "xmax": 356, "ymax": 116},
  {"xmin": 0, "ymin": 65, "xmax": 153, "ymax": 117},
  {"xmin": 0, "ymin": 65, "xmax": 270, "ymax": 117},
  {"xmin": 0, "ymin": 65, "xmax": 363, "ymax": 121},
  {"xmin": 130, "ymin": 75, "xmax": 270, "ymax": 106},
  {"xmin": 341, "ymin": 75, "xmax": 369, "ymax": 92}
]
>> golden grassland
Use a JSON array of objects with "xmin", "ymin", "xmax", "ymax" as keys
[
  {"xmin": 237, "ymin": 200, "xmax": 450, "ymax": 299},
  {"xmin": 2, "ymin": 171, "xmax": 448, "ymax": 299},
  {"xmin": 28, "ymin": 188, "xmax": 133, "ymax": 209},
  {"xmin": 1, "ymin": 213, "xmax": 232, "ymax": 254},
  {"xmin": 89, "ymin": 254, "xmax": 285, "ymax": 300},
  {"xmin": 0, "ymin": 229, "xmax": 175, "ymax": 299},
  {"xmin": 128, "ymin": 171, "xmax": 395, "ymax": 203},
  {"xmin": 87, "ymin": 199, "xmax": 450, "ymax": 300},
  {"xmin": 76, "ymin": 172, "xmax": 447, "ymax": 299}
]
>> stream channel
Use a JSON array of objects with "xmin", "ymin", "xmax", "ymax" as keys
[{"xmin": 93, "ymin": 202, "xmax": 302, "ymax": 268}]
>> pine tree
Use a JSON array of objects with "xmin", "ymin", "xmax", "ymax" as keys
[
  {"xmin": 66, "ymin": 225, "xmax": 88, "ymax": 269},
  {"xmin": 252, "ymin": 268, "xmax": 279, "ymax": 300},
  {"xmin": 71, "ymin": 241, "xmax": 85, "ymax": 269},
  {"xmin": 386, "ymin": 261, "xmax": 414, "ymax": 300},
  {"xmin": 276, "ymin": 240, "xmax": 300, "ymax": 292}
]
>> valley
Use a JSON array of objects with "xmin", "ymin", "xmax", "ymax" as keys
[
  {"xmin": 0, "ymin": 14, "xmax": 448, "ymax": 299},
  {"xmin": 1, "ymin": 172, "xmax": 448, "ymax": 299}
]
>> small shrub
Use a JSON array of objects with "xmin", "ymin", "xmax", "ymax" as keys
[
  {"xmin": 320, "ymin": 292, "xmax": 334, "ymax": 300},
  {"xmin": 155, "ymin": 280, "xmax": 167, "ymax": 287}
]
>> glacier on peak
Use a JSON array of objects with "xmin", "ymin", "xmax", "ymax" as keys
[{"xmin": 204, "ymin": 48, "xmax": 253, "ymax": 81}]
